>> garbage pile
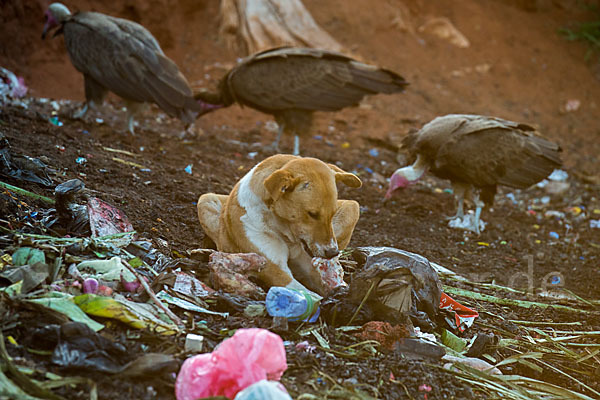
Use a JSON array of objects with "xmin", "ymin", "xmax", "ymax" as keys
[{"xmin": 1, "ymin": 131, "xmax": 599, "ymax": 400}]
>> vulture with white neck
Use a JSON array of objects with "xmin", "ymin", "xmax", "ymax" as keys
[
  {"xmin": 41, "ymin": 3, "xmax": 212, "ymax": 133},
  {"xmin": 385, "ymin": 114, "xmax": 562, "ymax": 233},
  {"xmin": 194, "ymin": 46, "xmax": 408, "ymax": 155}
]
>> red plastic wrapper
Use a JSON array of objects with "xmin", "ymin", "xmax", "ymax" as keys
[{"xmin": 439, "ymin": 292, "xmax": 479, "ymax": 332}]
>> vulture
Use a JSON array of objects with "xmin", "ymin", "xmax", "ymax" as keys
[
  {"xmin": 194, "ymin": 47, "xmax": 408, "ymax": 155},
  {"xmin": 385, "ymin": 114, "xmax": 562, "ymax": 233},
  {"xmin": 42, "ymin": 3, "xmax": 212, "ymax": 133}
]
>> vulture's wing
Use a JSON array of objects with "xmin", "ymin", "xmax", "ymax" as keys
[
  {"xmin": 420, "ymin": 115, "xmax": 562, "ymax": 189},
  {"xmin": 63, "ymin": 12, "xmax": 196, "ymax": 118},
  {"xmin": 225, "ymin": 47, "xmax": 407, "ymax": 113},
  {"xmin": 106, "ymin": 15, "xmax": 164, "ymax": 55}
]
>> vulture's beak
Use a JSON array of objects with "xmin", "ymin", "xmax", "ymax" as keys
[
  {"xmin": 41, "ymin": 25, "xmax": 49, "ymax": 40},
  {"xmin": 383, "ymin": 191, "xmax": 392, "ymax": 205}
]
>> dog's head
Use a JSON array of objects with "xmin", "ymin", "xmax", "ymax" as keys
[{"xmin": 264, "ymin": 157, "xmax": 362, "ymax": 259}]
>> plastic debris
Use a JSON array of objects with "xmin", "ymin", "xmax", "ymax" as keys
[
  {"xmin": 234, "ymin": 380, "xmax": 292, "ymax": 400},
  {"xmin": 27, "ymin": 291, "xmax": 105, "ymax": 332},
  {"xmin": 37, "ymin": 321, "xmax": 178, "ymax": 377},
  {"xmin": 549, "ymin": 231, "xmax": 559, "ymax": 239},
  {"xmin": 156, "ymin": 290, "xmax": 228, "ymax": 318},
  {"xmin": 369, "ymin": 148, "xmax": 379, "ymax": 157},
  {"xmin": 441, "ymin": 329, "xmax": 467, "ymax": 352},
  {"xmin": 12, "ymin": 247, "xmax": 46, "ymax": 266},
  {"xmin": 590, "ymin": 220, "xmax": 600, "ymax": 229},
  {"xmin": 184, "ymin": 333, "xmax": 204, "ymax": 353},
  {"xmin": 73, "ymin": 293, "xmax": 179, "ymax": 335},
  {"xmin": 439, "ymin": 293, "xmax": 479, "ymax": 332},
  {"xmin": 49, "ymin": 116, "xmax": 64, "ymax": 127},
  {"xmin": 0, "ymin": 261, "xmax": 50, "ymax": 294},
  {"xmin": 49, "ymin": 321, "xmax": 131, "ymax": 373},
  {"xmin": 76, "ymin": 256, "xmax": 136, "ymax": 283},
  {"xmin": 544, "ymin": 210, "xmax": 565, "ymax": 219},
  {"xmin": 443, "ymin": 354, "xmax": 502, "ymax": 375},
  {"xmin": 266, "ymin": 286, "xmax": 320, "ymax": 322},
  {"xmin": 175, "ymin": 328, "xmax": 287, "ymax": 400},
  {"xmin": 184, "ymin": 164, "xmax": 193, "ymax": 174},
  {"xmin": 540, "ymin": 196, "xmax": 551, "ymax": 205},
  {"xmin": 208, "ymin": 252, "xmax": 267, "ymax": 299},
  {"xmin": 323, "ymin": 247, "xmax": 442, "ymax": 329},
  {"xmin": 75, "ymin": 157, "xmax": 87, "ymax": 165},
  {"xmin": 0, "ymin": 67, "xmax": 27, "ymax": 104}
]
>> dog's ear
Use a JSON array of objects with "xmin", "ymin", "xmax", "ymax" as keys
[
  {"xmin": 264, "ymin": 169, "xmax": 301, "ymax": 201},
  {"xmin": 327, "ymin": 163, "xmax": 362, "ymax": 188}
]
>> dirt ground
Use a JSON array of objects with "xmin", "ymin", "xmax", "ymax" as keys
[{"xmin": 1, "ymin": 0, "xmax": 600, "ymax": 399}]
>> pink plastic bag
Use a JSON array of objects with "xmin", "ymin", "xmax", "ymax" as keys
[{"xmin": 175, "ymin": 328, "xmax": 287, "ymax": 400}]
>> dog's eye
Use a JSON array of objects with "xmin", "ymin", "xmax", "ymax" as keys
[{"xmin": 308, "ymin": 211, "xmax": 320, "ymax": 220}]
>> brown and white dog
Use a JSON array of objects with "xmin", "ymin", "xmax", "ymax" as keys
[{"xmin": 197, "ymin": 154, "xmax": 362, "ymax": 299}]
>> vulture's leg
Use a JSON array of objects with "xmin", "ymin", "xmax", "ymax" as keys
[
  {"xmin": 124, "ymin": 101, "xmax": 147, "ymax": 135},
  {"xmin": 472, "ymin": 192, "xmax": 485, "ymax": 235},
  {"xmin": 264, "ymin": 121, "xmax": 284, "ymax": 153},
  {"xmin": 446, "ymin": 183, "xmax": 467, "ymax": 220},
  {"xmin": 272, "ymin": 122, "xmax": 284, "ymax": 151},
  {"xmin": 74, "ymin": 75, "xmax": 107, "ymax": 119},
  {"xmin": 293, "ymin": 134, "xmax": 300, "ymax": 156},
  {"xmin": 72, "ymin": 103, "xmax": 89, "ymax": 119}
]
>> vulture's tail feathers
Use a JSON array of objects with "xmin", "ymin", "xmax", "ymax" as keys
[
  {"xmin": 348, "ymin": 63, "xmax": 408, "ymax": 94},
  {"xmin": 498, "ymin": 136, "xmax": 562, "ymax": 189}
]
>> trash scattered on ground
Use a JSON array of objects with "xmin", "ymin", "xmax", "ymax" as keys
[
  {"xmin": 355, "ymin": 321, "xmax": 411, "ymax": 350},
  {"xmin": 1, "ymin": 105, "xmax": 599, "ymax": 400},
  {"xmin": 208, "ymin": 252, "xmax": 267, "ymax": 299},
  {"xmin": 266, "ymin": 286, "xmax": 320, "ymax": 322},
  {"xmin": 184, "ymin": 333, "xmax": 204, "ymax": 353},
  {"xmin": 234, "ymin": 379, "xmax": 293, "ymax": 400},
  {"xmin": 439, "ymin": 292, "xmax": 479, "ymax": 332},
  {"xmin": 1, "ymin": 132, "xmax": 53, "ymax": 187},
  {"xmin": 88, "ymin": 196, "xmax": 135, "ymax": 238},
  {"xmin": 311, "ymin": 256, "xmax": 347, "ymax": 295},
  {"xmin": 322, "ymin": 247, "xmax": 443, "ymax": 330},
  {"xmin": 175, "ymin": 328, "xmax": 287, "ymax": 400},
  {"xmin": 0, "ymin": 67, "xmax": 27, "ymax": 104},
  {"xmin": 442, "ymin": 354, "xmax": 502, "ymax": 375}
]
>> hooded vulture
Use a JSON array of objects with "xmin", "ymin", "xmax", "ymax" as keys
[
  {"xmin": 42, "ymin": 3, "xmax": 211, "ymax": 133},
  {"xmin": 194, "ymin": 46, "xmax": 408, "ymax": 155},
  {"xmin": 385, "ymin": 114, "xmax": 562, "ymax": 233}
]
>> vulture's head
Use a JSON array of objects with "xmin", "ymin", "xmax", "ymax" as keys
[
  {"xmin": 384, "ymin": 154, "xmax": 428, "ymax": 201},
  {"xmin": 42, "ymin": 3, "xmax": 71, "ymax": 40}
]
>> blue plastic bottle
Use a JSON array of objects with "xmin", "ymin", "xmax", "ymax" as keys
[{"xmin": 265, "ymin": 287, "xmax": 320, "ymax": 323}]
